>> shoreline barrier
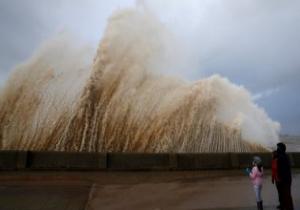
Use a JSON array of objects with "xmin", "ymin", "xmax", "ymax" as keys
[{"xmin": 0, "ymin": 151, "xmax": 299, "ymax": 171}]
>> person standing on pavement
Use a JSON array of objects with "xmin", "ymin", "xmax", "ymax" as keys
[
  {"xmin": 272, "ymin": 150, "xmax": 282, "ymax": 209},
  {"xmin": 276, "ymin": 142, "xmax": 294, "ymax": 210},
  {"xmin": 246, "ymin": 156, "xmax": 264, "ymax": 210}
]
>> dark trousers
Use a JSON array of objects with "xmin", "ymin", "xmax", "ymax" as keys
[
  {"xmin": 276, "ymin": 181, "xmax": 283, "ymax": 208},
  {"xmin": 276, "ymin": 181, "xmax": 294, "ymax": 210}
]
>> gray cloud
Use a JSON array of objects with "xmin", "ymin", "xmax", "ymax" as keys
[
  {"xmin": 142, "ymin": 0, "xmax": 300, "ymax": 135},
  {"xmin": 0, "ymin": 0, "xmax": 135, "ymax": 76},
  {"xmin": 0, "ymin": 0, "xmax": 58, "ymax": 75}
]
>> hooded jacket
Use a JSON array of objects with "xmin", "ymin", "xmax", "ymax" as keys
[
  {"xmin": 250, "ymin": 166, "xmax": 264, "ymax": 186},
  {"xmin": 277, "ymin": 151, "xmax": 292, "ymax": 184}
]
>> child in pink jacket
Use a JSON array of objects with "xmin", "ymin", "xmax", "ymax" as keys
[{"xmin": 246, "ymin": 156, "xmax": 264, "ymax": 210}]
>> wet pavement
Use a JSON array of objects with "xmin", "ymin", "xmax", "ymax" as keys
[{"xmin": 0, "ymin": 170, "xmax": 299, "ymax": 210}]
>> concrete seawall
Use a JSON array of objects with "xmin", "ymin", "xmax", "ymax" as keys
[{"xmin": 0, "ymin": 151, "xmax": 299, "ymax": 170}]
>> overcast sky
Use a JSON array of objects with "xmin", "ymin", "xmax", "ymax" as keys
[{"xmin": 0, "ymin": 0, "xmax": 299, "ymax": 135}]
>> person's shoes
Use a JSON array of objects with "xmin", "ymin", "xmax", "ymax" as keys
[
  {"xmin": 257, "ymin": 201, "xmax": 263, "ymax": 210},
  {"xmin": 256, "ymin": 202, "xmax": 260, "ymax": 210},
  {"xmin": 258, "ymin": 201, "xmax": 263, "ymax": 210}
]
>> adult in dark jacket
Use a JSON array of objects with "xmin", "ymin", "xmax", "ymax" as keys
[{"xmin": 276, "ymin": 142, "xmax": 294, "ymax": 210}]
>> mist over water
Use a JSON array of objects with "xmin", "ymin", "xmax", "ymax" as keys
[{"xmin": 0, "ymin": 7, "xmax": 280, "ymax": 152}]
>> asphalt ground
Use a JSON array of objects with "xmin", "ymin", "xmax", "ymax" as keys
[{"xmin": 0, "ymin": 170, "xmax": 299, "ymax": 210}]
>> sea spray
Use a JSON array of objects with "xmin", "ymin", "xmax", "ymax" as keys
[{"xmin": 0, "ymin": 8, "xmax": 280, "ymax": 152}]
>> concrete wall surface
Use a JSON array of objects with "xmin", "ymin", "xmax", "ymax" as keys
[{"xmin": 0, "ymin": 151, "xmax": 299, "ymax": 170}]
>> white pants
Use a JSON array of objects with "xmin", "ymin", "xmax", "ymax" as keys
[{"xmin": 254, "ymin": 185, "xmax": 262, "ymax": 202}]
